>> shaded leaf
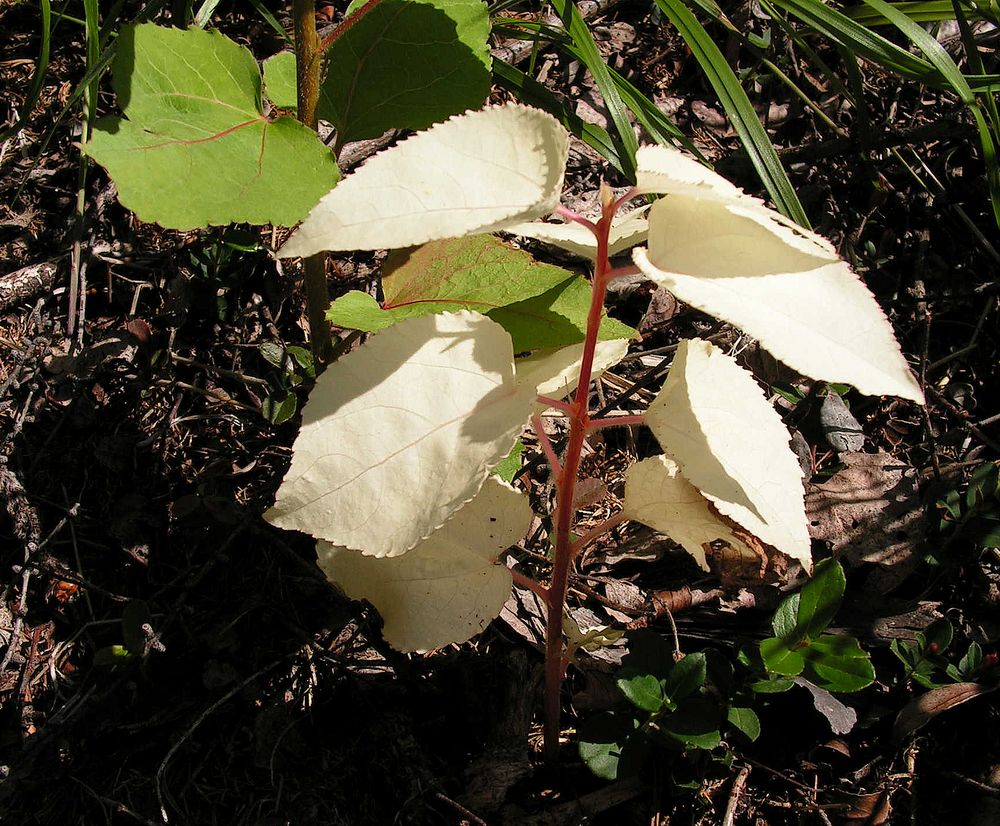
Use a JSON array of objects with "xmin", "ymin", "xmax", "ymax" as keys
[
  {"xmin": 802, "ymin": 635, "xmax": 875, "ymax": 692},
  {"xmin": 515, "ymin": 338, "xmax": 630, "ymax": 399},
  {"xmin": 623, "ymin": 455, "xmax": 756, "ymax": 571},
  {"xmin": 320, "ymin": 0, "xmax": 491, "ymax": 144},
  {"xmin": 317, "ymin": 477, "xmax": 531, "ymax": 652},
  {"xmin": 727, "ymin": 706, "xmax": 761, "ymax": 741},
  {"xmin": 820, "ymin": 391, "xmax": 865, "ymax": 452},
  {"xmin": 504, "ymin": 205, "xmax": 650, "ymax": 259},
  {"xmin": 893, "ymin": 682, "xmax": 993, "ymax": 741}
]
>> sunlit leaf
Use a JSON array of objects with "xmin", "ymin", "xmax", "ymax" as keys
[
  {"xmin": 504, "ymin": 205, "xmax": 650, "ymax": 259},
  {"xmin": 646, "ymin": 339, "xmax": 811, "ymax": 569},
  {"xmin": 515, "ymin": 338, "xmax": 631, "ymax": 400},
  {"xmin": 279, "ymin": 104, "xmax": 569, "ymax": 257},
  {"xmin": 264, "ymin": 311, "xmax": 536, "ymax": 557},
  {"xmin": 317, "ymin": 477, "xmax": 531, "ymax": 652},
  {"xmin": 633, "ymin": 145, "xmax": 923, "ymax": 403},
  {"xmin": 84, "ymin": 24, "xmax": 339, "ymax": 230}
]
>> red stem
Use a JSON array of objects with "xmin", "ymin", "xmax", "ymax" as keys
[{"xmin": 542, "ymin": 193, "xmax": 617, "ymax": 762}]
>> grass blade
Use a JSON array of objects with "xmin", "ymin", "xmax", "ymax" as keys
[
  {"xmin": 654, "ymin": 0, "xmax": 810, "ymax": 226},
  {"xmin": 492, "ymin": 58, "xmax": 624, "ymax": 171},
  {"xmin": 0, "ymin": 0, "xmax": 52, "ymax": 144},
  {"xmin": 549, "ymin": 0, "xmax": 639, "ymax": 179}
]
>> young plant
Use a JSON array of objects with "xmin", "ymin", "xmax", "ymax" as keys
[{"xmin": 263, "ymin": 103, "xmax": 924, "ymax": 760}]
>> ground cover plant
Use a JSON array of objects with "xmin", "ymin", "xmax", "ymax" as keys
[{"xmin": 1, "ymin": 0, "xmax": 999, "ymax": 823}]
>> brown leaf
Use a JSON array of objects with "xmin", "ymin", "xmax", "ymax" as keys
[
  {"xmin": 835, "ymin": 790, "xmax": 892, "ymax": 825},
  {"xmin": 805, "ymin": 452, "xmax": 924, "ymax": 594},
  {"xmin": 893, "ymin": 682, "xmax": 993, "ymax": 742}
]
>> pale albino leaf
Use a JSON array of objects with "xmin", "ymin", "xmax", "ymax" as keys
[
  {"xmin": 317, "ymin": 477, "xmax": 532, "ymax": 652},
  {"xmin": 504, "ymin": 205, "xmax": 650, "ymax": 259},
  {"xmin": 623, "ymin": 455, "xmax": 758, "ymax": 571},
  {"xmin": 279, "ymin": 104, "xmax": 569, "ymax": 257},
  {"xmin": 515, "ymin": 338, "xmax": 630, "ymax": 400},
  {"xmin": 632, "ymin": 146, "xmax": 922, "ymax": 403},
  {"xmin": 646, "ymin": 339, "xmax": 811, "ymax": 569},
  {"xmin": 264, "ymin": 311, "xmax": 536, "ymax": 556}
]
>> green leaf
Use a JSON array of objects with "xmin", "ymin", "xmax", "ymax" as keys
[
  {"xmin": 577, "ymin": 711, "xmax": 646, "ymax": 781},
  {"xmin": 750, "ymin": 675, "xmax": 795, "ymax": 693},
  {"xmin": 262, "ymin": 50, "xmax": 296, "ymax": 110},
  {"xmin": 320, "ymin": 0, "xmax": 491, "ymax": 145},
  {"xmin": 664, "ymin": 652, "xmax": 708, "ymax": 702},
  {"xmin": 487, "ymin": 277, "xmax": 636, "ymax": 351},
  {"xmin": 84, "ymin": 24, "xmax": 339, "ymax": 230},
  {"xmin": 652, "ymin": 0, "xmax": 809, "ymax": 226},
  {"xmin": 761, "ymin": 637, "xmax": 805, "ymax": 676},
  {"xmin": 802, "ymin": 635, "xmax": 875, "ymax": 692},
  {"xmin": 325, "ymin": 235, "xmax": 635, "ymax": 349},
  {"xmin": 492, "ymin": 439, "xmax": 524, "ymax": 484},
  {"xmin": 262, "ymin": 392, "xmax": 297, "ymax": 425},
  {"xmin": 727, "ymin": 706, "xmax": 761, "ymax": 741},
  {"xmin": 772, "ymin": 592, "xmax": 800, "ymax": 641},
  {"xmin": 326, "ymin": 235, "xmax": 575, "ymax": 328},
  {"xmin": 660, "ymin": 698, "xmax": 722, "ymax": 750},
  {"xmin": 617, "ymin": 673, "xmax": 666, "ymax": 713},
  {"xmin": 796, "ymin": 558, "xmax": 846, "ymax": 640}
]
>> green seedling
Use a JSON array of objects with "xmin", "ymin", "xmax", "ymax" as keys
[
  {"xmin": 262, "ymin": 103, "xmax": 920, "ymax": 760},
  {"xmin": 755, "ymin": 558, "xmax": 875, "ymax": 693}
]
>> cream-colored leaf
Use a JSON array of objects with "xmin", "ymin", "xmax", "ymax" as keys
[
  {"xmin": 646, "ymin": 339, "xmax": 812, "ymax": 569},
  {"xmin": 623, "ymin": 455, "xmax": 757, "ymax": 571},
  {"xmin": 264, "ymin": 311, "xmax": 536, "ymax": 556},
  {"xmin": 317, "ymin": 477, "xmax": 532, "ymax": 652},
  {"xmin": 515, "ymin": 338, "xmax": 630, "ymax": 400},
  {"xmin": 279, "ymin": 104, "xmax": 569, "ymax": 257},
  {"xmin": 635, "ymin": 144, "xmax": 744, "ymax": 202},
  {"xmin": 504, "ymin": 205, "xmax": 650, "ymax": 259},
  {"xmin": 632, "ymin": 145, "xmax": 921, "ymax": 403}
]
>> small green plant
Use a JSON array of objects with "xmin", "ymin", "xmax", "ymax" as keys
[
  {"xmin": 891, "ymin": 618, "xmax": 998, "ymax": 689},
  {"xmin": 261, "ymin": 103, "xmax": 921, "ymax": 759},
  {"xmin": 754, "ymin": 558, "xmax": 875, "ymax": 693},
  {"xmin": 935, "ymin": 462, "xmax": 1000, "ymax": 553},
  {"xmin": 578, "ymin": 634, "xmax": 759, "ymax": 781}
]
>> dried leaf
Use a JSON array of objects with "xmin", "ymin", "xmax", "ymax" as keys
[{"xmin": 893, "ymin": 682, "xmax": 993, "ymax": 741}]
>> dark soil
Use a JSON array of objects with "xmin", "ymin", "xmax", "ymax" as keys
[{"xmin": 1, "ymin": 2, "xmax": 998, "ymax": 824}]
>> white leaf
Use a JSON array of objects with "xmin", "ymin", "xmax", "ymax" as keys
[
  {"xmin": 646, "ymin": 339, "xmax": 811, "ymax": 570},
  {"xmin": 279, "ymin": 104, "xmax": 569, "ymax": 257},
  {"xmin": 504, "ymin": 205, "xmax": 650, "ymax": 259},
  {"xmin": 264, "ymin": 311, "xmax": 536, "ymax": 557},
  {"xmin": 317, "ymin": 477, "xmax": 532, "ymax": 652},
  {"xmin": 632, "ymin": 145, "xmax": 922, "ymax": 403},
  {"xmin": 515, "ymin": 338, "xmax": 630, "ymax": 400},
  {"xmin": 623, "ymin": 455, "xmax": 756, "ymax": 571}
]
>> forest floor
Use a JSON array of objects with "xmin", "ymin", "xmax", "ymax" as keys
[{"xmin": 1, "ymin": 1, "xmax": 999, "ymax": 824}]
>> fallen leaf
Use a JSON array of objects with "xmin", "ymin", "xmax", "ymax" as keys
[
  {"xmin": 805, "ymin": 452, "xmax": 924, "ymax": 594},
  {"xmin": 893, "ymin": 682, "xmax": 993, "ymax": 741}
]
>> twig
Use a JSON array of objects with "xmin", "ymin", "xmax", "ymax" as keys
[
  {"xmin": 155, "ymin": 658, "xmax": 288, "ymax": 823},
  {"xmin": 722, "ymin": 765, "xmax": 751, "ymax": 826}
]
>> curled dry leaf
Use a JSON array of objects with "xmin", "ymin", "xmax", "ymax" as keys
[
  {"xmin": 317, "ymin": 477, "xmax": 533, "ymax": 653},
  {"xmin": 631, "ymin": 145, "xmax": 923, "ymax": 403},
  {"xmin": 892, "ymin": 682, "xmax": 993, "ymax": 742},
  {"xmin": 279, "ymin": 104, "xmax": 569, "ymax": 257},
  {"xmin": 264, "ymin": 311, "xmax": 537, "ymax": 557},
  {"xmin": 645, "ymin": 339, "xmax": 812, "ymax": 570}
]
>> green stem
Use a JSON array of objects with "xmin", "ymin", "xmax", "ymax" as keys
[
  {"xmin": 542, "ymin": 190, "xmax": 616, "ymax": 762},
  {"xmin": 293, "ymin": 0, "xmax": 335, "ymax": 366}
]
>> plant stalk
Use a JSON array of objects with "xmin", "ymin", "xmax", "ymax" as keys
[
  {"xmin": 542, "ymin": 194, "xmax": 615, "ymax": 762},
  {"xmin": 293, "ymin": 0, "xmax": 335, "ymax": 366}
]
